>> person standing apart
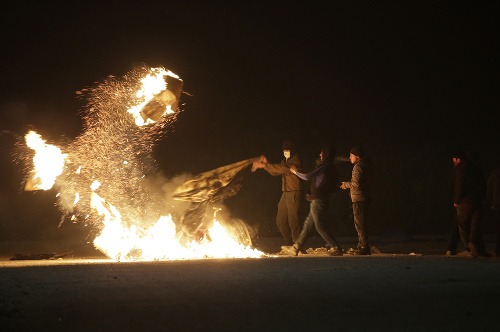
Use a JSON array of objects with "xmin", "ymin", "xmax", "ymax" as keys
[
  {"xmin": 253, "ymin": 139, "xmax": 302, "ymax": 245},
  {"xmin": 281, "ymin": 143, "xmax": 343, "ymax": 256},
  {"xmin": 487, "ymin": 166, "xmax": 500, "ymax": 257},
  {"xmin": 340, "ymin": 145, "xmax": 371, "ymax": 255},
  {"xmin": 451, "ymin": 149, "xmax": 488, "ymax": 258}
]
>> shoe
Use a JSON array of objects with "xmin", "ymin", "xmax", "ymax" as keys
[
  {"xmin": 280, "ymin": 244, "xmax": 299, "ymax": 256},
  {"xmin": 351, "ymin": 247, "xmax": 371, "ymax": 255},
  {"xmin": 328, "ymin": 247, "xmax": 343, "ymax": 256},
  {"xmin": 445, "ymin": 250, "xmax": 457, "ymax": 256}
]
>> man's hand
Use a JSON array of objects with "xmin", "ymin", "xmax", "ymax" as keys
[
  {"xmin": 252, "ymin": 161, "xmax": 266, "ymax": 171},
  {"xmin": 340, "ymin": 182, "xmax": 347, "ymax": 190},
  {"xmin": 290, "ymin": 165, "xmax": 297, "ymax": 174}
]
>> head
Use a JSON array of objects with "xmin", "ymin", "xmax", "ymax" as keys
[
  {"xmin": 349, "ymin": 145, "xmax": 364, "ymax": 164},
  {"xmin": 319, "ymin": 143, "xmax": 334, "ymax": 163},
  {"xmin": 282, "ymin": 139, "xmax": 296, "ymax": 159},
  {"xmin": 451, "ymin": 149, "xmax": 467, "ymax": 167}
]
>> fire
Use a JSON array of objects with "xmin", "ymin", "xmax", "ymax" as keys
[
  {"xmin": 25, "ymin": 130, "xmax": 67, "ymax": 190},
  {"xmin": 21, "ymin": 66, "xmax": 266, "ymax": 261},
  {"xmin": 127, "ymin": 68, "xmax": 180, "ymax": 126}
]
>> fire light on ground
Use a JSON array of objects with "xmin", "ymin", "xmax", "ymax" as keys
[{"xmin": 20, "ymin": 66, "xmax": 265, "ymax": 261}]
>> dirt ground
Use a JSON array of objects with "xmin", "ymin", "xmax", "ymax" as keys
[{"xmin": 1, "ymin": 236, "xmax": 500, "ymax": 331}]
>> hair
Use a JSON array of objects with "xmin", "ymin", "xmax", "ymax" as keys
[
  {"xmin": 350, "ymin": 145, "xmax": 364, "ymax": 158},
  {"xmin": 321, "ymin": 142, "xmax": 335, "ymax": 162},
  {"xmin": 282, "ymin": 139, "xmax": 296, "ymax": 153}
]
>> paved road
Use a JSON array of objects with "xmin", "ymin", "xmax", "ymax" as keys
[{"xmin": 1, "ymin": 238, "xmax": 500, "ymax": 332}]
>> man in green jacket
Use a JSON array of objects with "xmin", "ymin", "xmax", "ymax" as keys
[{"xmin": 254, "ymin": 139, "xmax": 303, "ymax": 245}]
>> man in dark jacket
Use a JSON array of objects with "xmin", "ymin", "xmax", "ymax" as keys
[
  {"xmin": 487, "ymin": 166, "xmax": 500, "ymax": 256},
  {"xmin": 253, "ymin": 139, "xmax": 303, "ymax": 244},
  {"xmin": 340, "ymin": 145, "xmax": 371, "ymax": 255},
  {"xmin": 280, "ymin": 143, "xmax": 343, "ymax": 256},
  {"xmin": 451, "ymin": 149, "xmax": 487, "ymax": 258}
]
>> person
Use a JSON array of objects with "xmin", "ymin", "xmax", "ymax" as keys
[
  {"xmin": 253, "ymin": 139, "xmax": 303, "ymax": 245},
  {"xmin": 280, "ymin": 143, "xmax": 343, "ymax": 256},
  {"xmin": 340, "ymin": 145, "xmax": 371, "ymax": 255},
  {"xmin": 450, "ymin": 149, "xmax": 488, "ymax": 258},
  {"xmin": 487, "ymin": 166, "xmax": 500, "ymax": 257},
  {"xmin": 445, "ymin": 223, "xmax": 461, "ymax": 256}
]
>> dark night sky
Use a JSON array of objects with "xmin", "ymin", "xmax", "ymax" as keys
[{"xmin": 1, "ymin": 0, "xmax": 499, "ymax": 240}]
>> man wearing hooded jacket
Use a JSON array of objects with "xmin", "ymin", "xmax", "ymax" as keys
[
  {"xmin": 280, "ymin": 143, "xmax": 343, "ymax": 256},
  {"xmin": 253, "ymin": 139, "xmax": 303, "ymax": 245}
]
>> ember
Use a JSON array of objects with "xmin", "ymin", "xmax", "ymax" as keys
[{"xmin": 19, "ymin": 66, "xmax": 265, "ymax": 261}]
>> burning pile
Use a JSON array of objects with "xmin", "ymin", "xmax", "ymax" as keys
[{"xmin": 19, "ymin": 66, "xmax": 264, "ymax": 261}]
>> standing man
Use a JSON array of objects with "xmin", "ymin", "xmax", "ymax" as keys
[
  {"xmin": 451, "ymin": 149, "xmax": 488, "ymax": 258},
  {"xmin": 253, "ymin": 139, "xmax": 302, "ymax": 245},
  {"xmin": 281, "ymin": 143, "xmax": 343, "ymax": 256},
  {"xmin": 487, "ymin": 166, "xmax": 500, "ymax": 257},
  {"xmin": 340, "ymin": 145, "xmax": 371, "ymax": 255}
]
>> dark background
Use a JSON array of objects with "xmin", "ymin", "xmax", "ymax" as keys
[{"xmin": 1, "ymin": 1, "xmax": 498, "ymax": 242}]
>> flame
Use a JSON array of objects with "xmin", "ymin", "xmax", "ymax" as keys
[
  {"xmin": 25, "ymin": 130, "xmax": 67, "ymax": 190},
  {"xmin": 127, "ymin": 68, "xmax": 179, "ymax": 126},
  {"xmin": 22, "ymin": 67, "xmax": 266, "ymax": 261},
  {"xmin": 91, "ymin": 192, "xmax": 264, "ymax": 261}
]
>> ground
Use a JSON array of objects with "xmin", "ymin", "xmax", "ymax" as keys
[{"xmin": 1, "ymin": 236, "xmax": 499, "ymax": 331}]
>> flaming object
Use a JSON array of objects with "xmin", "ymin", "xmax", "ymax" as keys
[{"xmin": 20, "ymin": 66, "xmax": 265, "ymax": 261}]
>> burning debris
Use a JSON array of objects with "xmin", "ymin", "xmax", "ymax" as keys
[
  {"xmin": 173, "ymin": 157, "xmax": 261, "ymax": 243},
  {"xmin": 17, "ymin": 65, "xmax": 265, "ymax": 261}
]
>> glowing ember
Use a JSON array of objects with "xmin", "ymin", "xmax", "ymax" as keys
[{"xmin": 20, "ymin": 66, "xmax": 266, "ymax": 261}]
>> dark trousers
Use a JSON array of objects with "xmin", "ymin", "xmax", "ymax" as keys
[
  {"xmin": 276, "ymin": 191, "xmax": 301, "ymax": 244},
  {"xmin": 296, "ymin": 198, "xmax": 340, "ymax": 249},
  {"xmin": 456, "ymin": 202, "xmax": 484, "ymax": 252},
  {"xmin": 352, "ymin": 200, "xmax": 369, "ymax": 248},
  {"xmin": 492, "ymin": 207, "xmax": 500, "ymax": 254},
  {"xmin": 447, "ymin": 222, "xmax": 461, "ymax": 253}
]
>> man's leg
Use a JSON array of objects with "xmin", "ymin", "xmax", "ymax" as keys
[
  {"xmin": 281, "ymin": 207, "xmax": 313, "ymax": 256},
  {"xmin": 494, "ymin": 208, "xmax": 500, "ymax": 255},
  {"xmin": 276, "ymin": 193, "xmax": 292, "ymax": 244},
  {"xmin": 286, "ymin": 191, "xmax": 302, "ymax": 243},
  {"xmin": 353, "ymin": 201, "xmax": 369, "ymax": 252},
  {"xmin": 469, "ymin": 204, "xmax": 487, "ymax": 256},
  {"xmin": 456, "ymin": 205, "xmax": 470, "ymax": 246},
  {"xmin": 311, "ymin": 199, "xmax": 341, "ymax": 251},
  {"xmin": 447, "ymin": 222, "xmax": 460, "ymax": 255}
]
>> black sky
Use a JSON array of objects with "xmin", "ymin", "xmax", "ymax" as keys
[{"xmin": 1, "ymin": 0, "xmax": 499, "ymax": 239}]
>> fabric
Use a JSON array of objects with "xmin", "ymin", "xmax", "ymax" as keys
[
  {"xmin": 264, "ymin": 153, "xmax": 302, "ymax": 192},
  {"xmin": 173, "ymin": 156, "xmax": 260, "ymax": 242},
  {"xmin": 173, "ymin": 157, "xmax": 260, "ymax": 203},
  {"xmin": 342, "ymin": 157, "xmax": 369, "ymax": 203},
  {"xmin": 294, "ymin": 162, "xmax": 338, "ymax": 201},
  {"xmin": 276, "ymin": 191, "xmax": 302, "ymax": 244}
]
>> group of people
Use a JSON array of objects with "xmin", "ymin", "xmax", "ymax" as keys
[
  {"xmin": 252, "ymin": 139, "xmax": 371, "ymax": 256},
  {"xmin": 447, "ymin": 149, "xmax": 500, "ymax": 258},
  {"xmin": 252, "ymin": 139, "xmax": 500, "ymax": 258}
]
